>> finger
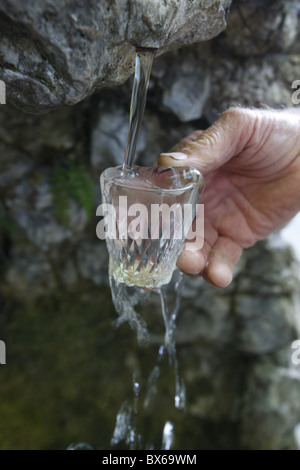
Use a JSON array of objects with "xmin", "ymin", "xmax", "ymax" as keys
[
  {"xmin": 158, "ymin": 108, "xmax": 257, "ymax": 175},
  {"xmin": 177, "ymin": 219, "xmax": 218, "ymax": 276},
  {"xmin": 168, "ymin": 130, "xmax": 205, "ymax": 153},
  {"xmin": 204, "ymin": 236, "xmax": 243, "ymax": 288},
  {"xmin": 177, "ymin": 250, "xmax": 207, "ymax": 276}
]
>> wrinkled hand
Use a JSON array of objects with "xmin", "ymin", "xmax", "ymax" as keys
[{"xmin": 158, "ymin": 108, "xmax": 300, "ymax": 288}]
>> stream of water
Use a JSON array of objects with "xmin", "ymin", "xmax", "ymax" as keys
[
  {"xmin": 110, "ymin": 271, "xmax": 185, "ymax": 450},
  {"xmin": 107, "ymin": 48, "xmax": 187, "ymax": 449},
  {"xmin": 123, "ymin": 48, "xmax": 156, "ymax": 170}
]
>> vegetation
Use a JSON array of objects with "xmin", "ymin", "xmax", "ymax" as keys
[{"xmin": 50, "ymin": 159, "xmax": 94, "ymax": 227}]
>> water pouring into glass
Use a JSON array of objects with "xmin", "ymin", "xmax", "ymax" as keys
[
  {"xmin": 99, "ymin": 49, "xmax": 205, "ymax": 447},
  {"xmin": 100, "ymin": 48, "xmax": 205, "ymax": 290}
]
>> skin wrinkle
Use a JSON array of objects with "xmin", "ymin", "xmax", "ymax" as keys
[
  {"xmin": 222, "ymin": 171, "xmax": 300, "ymax": 243},
  {"xmin": 219, "ymin": 108, "xmax": 254, "ymax": 158},
  {"xmin": 247, "ymin": 174, "xmax": 300, "ymax": 230},
  {"xmin": 244, "ymin": 111, "xmax": 274, "ymax": 154},
  {"xmin": 205, "ymin": 236, "xmax": 242, "ymax": 288},
  {"xmin": 183, "ymin": 109, "xmax": 254, "ymax": 173},
  {"xmin": 182, "ymin": 219, "xmax": 219, "ymax": 276},
  {"xmin": 208, "ymin": 236, "xmax": 242, "ymax": 268},
  {"xmin": 159, "ymin": 107, "xmax": 300, "ymax": 287},
  {"xmin": 226, "ymin": 185, "xmax": 272, "ymax": 244}
]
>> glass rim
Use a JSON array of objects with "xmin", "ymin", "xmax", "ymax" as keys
[{"xmin": 101, "ymin": 165, "xmax": 205, "ymax": 195}]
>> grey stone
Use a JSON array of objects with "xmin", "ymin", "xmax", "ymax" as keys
[
  {"xmin": 91, "ymin": 92, "xmax": 197, "ymax": 170},
  {"xmin": 0, "ymin": 0, "xmax": 231, "ymax": 114},
  {"xmin": 91, "ymin": 101, "xmax": 145, "ymax": 169},
  {"xmin": 176, "ymin": 295, "xmax": 233, "ymax": 345},
  {"xmin": 162, "ymin": 72, "xmax": 210, "ymax": 122},
  {"xmin": 0, "ymin": 144, "xmax": 33, "ymax": 189},
  {"xmin": 4, "ymin": 243, "xmax": 56, "ymax": 299},
  {"xmin": 161, "ymin": 51, "xmax": 211, "ymax": 122},
  {"xmin": 0, "ymin": 0, "xmax": 300, "ymax": 450},
  {"xmin": 237, "ymin": 236, "xmax": 299, "ymax": 296},
  {"xmin": 240, "ymin": 357, "xmax": 300, "ymax": 450},
  {"xmin": 76, "ymin": 239, "xmax": 109, "ymax": 286},
  {"xmin": 59, "ymin": 258, "xmax": 78, "ymax": 290},
  {"xmin": 6, "ymin": 175, "xmax": 88, "ymax": 251},
  {"xmin": 0, "ymin": 103, "xmax": 87, "ymax": 160},
  {"xmin": 232, "ymin": 238, "xmax": 299, "ymax": 354},
  {"xmin": 221, "ymin": 0, "xmax": 300, "ymax": 57},
  {"xmin": 207, "ymin": 54, "xmax": 299, "ymax": 122},
  {"xmin": 235, "ymin": 295, "xmax": 297, "ymax": 355}
]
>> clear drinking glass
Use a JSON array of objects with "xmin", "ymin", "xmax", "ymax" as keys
[{"xmin": 100, "ymin": 165, "xmax": 204, "ymax": 289}]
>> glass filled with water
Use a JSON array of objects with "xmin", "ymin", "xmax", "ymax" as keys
[{"xmin": 100, "ymin": 165, "xmax": 204, "ymax": 289}]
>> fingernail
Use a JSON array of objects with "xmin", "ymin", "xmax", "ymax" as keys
[{"xmin": 160, "ymin": 152, "xmax": 188, "ymax": 160}]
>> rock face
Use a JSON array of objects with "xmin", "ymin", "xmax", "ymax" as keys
[
  {"xmin": 0, "ymin": 0, "xmax": 231, "ymax": 114},
  {"xmin": 0, "ymin": 0, "xmax": 300, "ymax": 451}
]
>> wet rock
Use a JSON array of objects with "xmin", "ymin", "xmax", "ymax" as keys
[
  {"xmin": 91, "ymin": 93, "xmax": 197, "ymax": 170},
  {"xmin": 58, "ymin": 259, "xmax": 78, "ymax": 290},
  {"xmin": 221, "ymin": 0, "xmax": 300, "ymax": 57},
  {"xmin": 175, "ymin": 237, "xmax": 299, "ymax": 356},
  {"xmin": 4, "ymin": 243, "xmax": 56, "ymax": 299},
  {"xmin": 237, "ymin": 236, "xmax": 298, "ymax": 296},
  {"xmin": 240, "ymin": 357, "xmax": 300, "ymax": 450},
  {"xmin": 161, "ymin": 51, "xmax": 210, "ymax": 122},
  {"xmin": 6, "ymin": 174, "xmax": 88, "ymax": 251},
  {"xmin": 76, "ymin": 240, "xmax": 109, "ymax": 286},
  {"xmin": 234, "ymin": 238, "xmax": 299, "ymax": 354},
  {"xmin": 91, "ymin": 106, "xmax": 129, "ymax": 169},
  {"xmin": 0, "ymin": 103, "xmax": 88, "ymax": 160},
  {"xmin": 91, "ymin": 101, "xmax": 145, "ymax": 170},
  {"xmin": 0, "ymin": 0, "xmax": 231, "ymax": 114},
  {"xmin": 0, "ymin": 0, "xmax": 300, "ymax": 451},
  {"xmin": 176, "ymin": 295, "xmax": 233, "ymax": 345},
  {"xmin": 0, "ymin": 144, "xmax": 33, "ymax": 189},
  {"xmin": 207, "ymin": 54, "xmax": 298, "ymax": 122},
  {"xmin": 235, "ymin": 295, "xmax": 296, "ymax": 354}
]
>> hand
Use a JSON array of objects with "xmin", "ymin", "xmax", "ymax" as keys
[{"xmin": 158, "ymin": 108, "xmax": 300, "ymax": 287}]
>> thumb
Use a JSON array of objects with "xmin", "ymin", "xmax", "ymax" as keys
[{"xmin": 157, "ymin": 108, "xmax": 255, "ymax": 175}]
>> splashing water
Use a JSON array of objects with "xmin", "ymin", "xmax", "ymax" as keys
[
  {"xmin": 110, "ymin": 270, "xmax": 186, "ymax": 449},
  {"xmin": 141, "ymin": 271, "xmax": 186, "ymax": 412},
  {"xmin": 110, "ymin": 275, "xmax": 150, "ymax": 346},
  {"xmin": 111, "ymin": 373, "xmax": 142, "ymax": 450},
  {"xmin": 162, "ymin": 421, "xmax": 175, "ymax": 451}
]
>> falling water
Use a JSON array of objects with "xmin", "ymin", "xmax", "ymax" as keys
[
  {"xmin": 108, "ymin": 48, "xmax": 186, "ymax": 450},
  {"xmin": 110, "ymin": 270, "xmax": 186, "ymax": 449},
  {"xmin": 143, "ymin": 271, "xmax": 186, "ymax": 412},
  {"xmin": 159, "ymin": 273, "xmax": 186, "ymax": 411},
  {"xmin": 110, "ymin": 373, "xmax": 142, "ymax": 450},
  {"xmin": 123, "ymin": 48, "xmax": 156, "ymax": 170},
  {"xmin": 161, "ymin": 421, "xmax": 175, "ymax": 451}
]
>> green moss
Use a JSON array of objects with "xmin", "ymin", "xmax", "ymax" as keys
[
  {"xmin": 3, "ymin": 62, "xmax": 18, "ymax": 72},
  {"xmin": 0, "ymin": 216, "xmax": 15, "ymax": 236},
  {"xmin": 50, "ymin": 160, "xmax": 94, "ymax": 228},
  {"xmin": 33, "ymin": 75, "xmax": 55, "ymax": 93}
]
